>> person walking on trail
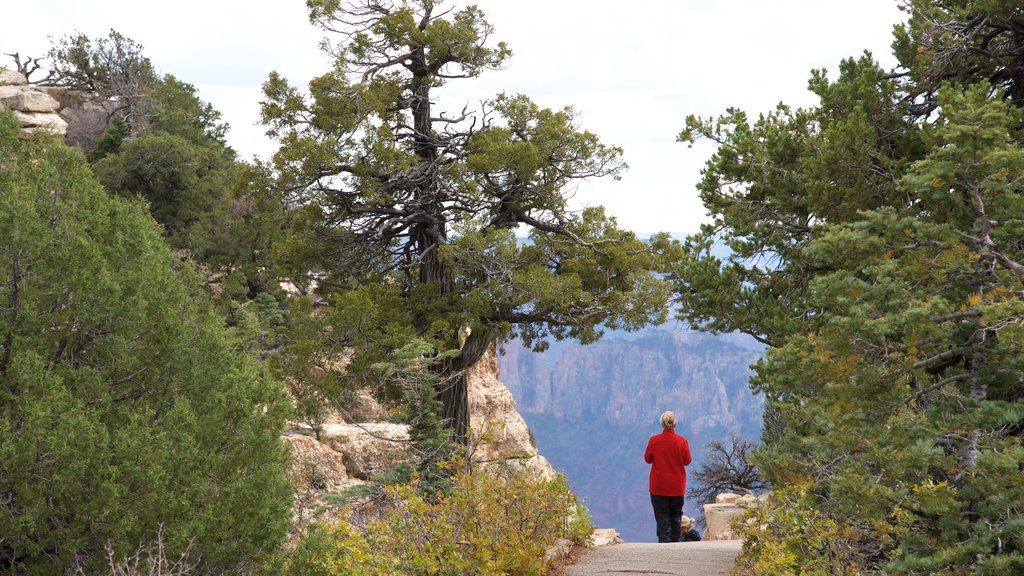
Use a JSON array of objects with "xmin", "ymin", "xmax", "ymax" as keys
[{"xmin": 644, "ymin": 410, "xmax": 692, "ymax": 543}]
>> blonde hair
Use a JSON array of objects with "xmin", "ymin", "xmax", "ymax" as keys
[{"xmin": 660, "ymin": 411, "xmax": 676, "ymax": 429}]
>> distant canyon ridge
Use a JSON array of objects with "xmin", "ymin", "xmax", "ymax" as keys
[{"xmin": 497, "ymin": 327, "xmax": 764, "ymax": 542}]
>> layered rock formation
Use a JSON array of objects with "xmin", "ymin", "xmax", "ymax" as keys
[
  {"xmin": 0, "ymin": 68, "xmax": 67, "ymax": 137},
  {"xmin": 284, "ymin": 347, "xmax": 556, "ymax": 521},
  {"xmin": 502, "ymin": 330, "xmax": 763, "ymax": 437}
]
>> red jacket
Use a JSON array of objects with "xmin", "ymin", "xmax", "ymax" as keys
[{"xmin": 644, "ymin": 428, "xmax": 692, "ymax": 497}]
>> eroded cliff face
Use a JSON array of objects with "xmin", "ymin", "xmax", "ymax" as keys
[
  {"xmin": 498, "ymin": 329, "xmax": 764, "ymax": 542},
  {"xmin": 467, "ymin": 349, "xmax": 555, "ymax": 478},
  {"xmin": 284, "ymin": 346, "xmax": 555, "ymax": 523}
]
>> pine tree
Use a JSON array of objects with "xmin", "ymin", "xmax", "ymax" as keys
[{"xmin": 676, "ymin": 2, "xmax": 1024, "ymax": 572}]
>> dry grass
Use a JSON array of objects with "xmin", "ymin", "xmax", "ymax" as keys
[{"xmin": 546, "ymin": 544, "xmax": 586, "ymax": 576}]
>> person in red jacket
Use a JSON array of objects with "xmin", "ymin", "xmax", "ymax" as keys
[{"xmin": 644, "ymin": 410, "xmax": 692, "ymax": 543}]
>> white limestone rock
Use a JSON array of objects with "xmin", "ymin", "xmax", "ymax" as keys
[
  {"xmin": 0, "ymin": 68, "xmax": 27, "ymax": 85},
  {"xmin": 1, "ymin": 69, "xmax": 69, "ymax": 138},
  {"xmin": 3, "ymin": 90, "xmax": 60, "ymax": 112},
  {"xmin": 703, "ymin": 503, "xmax": 746, "ymax": 541},
  {"xmin": 468, "ymin": 347, "xmax": 537, "ymax": 463},
  {"xmin": 703, "ymin": 491, "xmax": 766, "ymax": 541},
  {"xmin": 590, "ymin": 528, "xmax": 624, "ymax": 547},
  {"xmin": 13, "ymin": 110, "xmax": 67, "ymax": 131},
  {"xmin": 283, "ymin": 433, "xmax": 358, "ymax": 492},
  {"xmin": 319, "ymin": 422, "xmax": 410, "ymax": 481},
  {"xmin": 0, "ymin": 86, "xmax": 24, "ymax": 99},
  {"xmin": 715, "ymin": 492, "xmax": 740, "ymax": 504},
  {"xmin": 544, "ymin": 538, "xmax": 573, "ymax": 562}
]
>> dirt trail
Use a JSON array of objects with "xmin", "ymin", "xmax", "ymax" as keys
[{"xmin": 564, "ymin": 541, "xmax": 742, "ymax": 576}]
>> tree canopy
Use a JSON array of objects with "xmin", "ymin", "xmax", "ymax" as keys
[
  {"xmin": 675, "ymin": 0, "xmax": 1024, "ymax": 572},
  {"xmin": 0, "ymin": 111, "xmax": 292, "ymax": 574},
  {"xmin": 261, "ymin": 0, "xmax": 677, "ymax": 443},
  {"xmin": 30, "ymin": 30, "xmax": 290, "ymax": 305}
]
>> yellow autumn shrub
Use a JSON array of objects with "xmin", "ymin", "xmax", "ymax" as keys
[{"xmin": 284, "ymin": 460, "xmax": 592, "ymax": 576}]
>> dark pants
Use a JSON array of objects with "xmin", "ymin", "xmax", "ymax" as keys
[{"xmin": 650, "ymin": 494, "xmax": 685, "ymax": 543}]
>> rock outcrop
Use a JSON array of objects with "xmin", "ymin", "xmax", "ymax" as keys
[
  {"xmin": 0, "ymin": 68, "xmax": 68, "ymax": 137},
  {"xmin": 703, "ymin": 491, "xmax": 765, "ymax": 541},
  {"xmin": 469, "ymin": 348, "xmax": 555, "ymax": 479},
  {"xmin": 284, "ymin": 346, "xmax": 556, "ymax": 521},
  {"xmin": 285, "ymin": 422, "xmax": 411, "ymax": 490},
  {"xmin": 284, "ymin": 433, "xmax": 359, "ymax": 492}
]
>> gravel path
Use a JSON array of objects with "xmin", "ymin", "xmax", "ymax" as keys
[{"xmin": 564, "ymin": 541, "xmax": 742, "ymax": 576}]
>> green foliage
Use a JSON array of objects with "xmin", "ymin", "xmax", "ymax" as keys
[
  {"xmin": 674, "ymin": 53, "xmax": 922, "ymax": 346},
  {"xmin": 43, "ymin": 30, "xmax": 158, "ymax": 143},
  {"xmin": 44, "ymin": 31, "xmax": 231, "ymax": 148},
  {"xmin": 679, "ymin": 2, "xmax": 1024, "ymax": 572},
  {"xmin": 893, "ymin": 0, "xmax": 1024, "ymax": 107},
  {"xmin": 88, "ymin": 128, "xmax": 285, "ymax": 304},
  {"xmin": 282, "ymin": 462, "xmax": 592, "ymax": 576},
  {"xmin": 92, "ymin": 131, "xmax": 236, "ymax": 246},
  {"xmin": 87, "ymin": 117, "xmax": 128, "ymax": 162},
  {"xmin": 261, "ymin": 0, "xmax": 678, "ymax": 441},
  {"xmin": 43, "ymin": 31, "xmax": 285, "ymax": 306},
  {"xmin": 150, "ymin": 74, "xmax": 231, "ymax": 147},
  {"xmin": 45, "ymin": 29, "xmax": 157, "ymax": 95},
  {"xmin": 724, "ymin": 84, "xmax": 1024, "ymax": 576},
  {"xmin": 375, "ymin": 339, "xmax": 459, "ymax": 495},
  {"xmin": 269, "ymin": 296, "xmax": 339, "ymax": 439},
  {"xmin": 733, "ymin": 90, "xmax": 1024, "ymax": 571},
  {"xmin": 0, "ymin": 111, "xmax": 292, "ymax": 574},
  {"xmin": 736, "ymin": 485, "xmax": 880, "ymax": 575}
]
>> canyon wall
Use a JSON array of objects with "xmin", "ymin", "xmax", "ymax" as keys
[{"xmin": 498, "ymin": 328, "xmax": 764, "ymax": 542}]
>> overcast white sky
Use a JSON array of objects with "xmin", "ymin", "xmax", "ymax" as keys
[{"xmin": 5, "ymin": 0, "xmax": 905, "ymax": 234}]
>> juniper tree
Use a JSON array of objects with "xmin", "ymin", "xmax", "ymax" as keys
[
  {"xmin": 0, "ymin": 111, "xmax": 292, "ymax": 574},
  {"xmin": 261, "ymin": 0, "xmax": 676, "ymax": 444}
]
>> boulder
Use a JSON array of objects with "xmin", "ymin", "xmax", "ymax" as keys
[
  {"xmin": 1, "ymin": 71, "xmax": 69, "ymax": 138},
  {"xmin": 544, "ymin": 538, "xmax": 573, "ymax": 562},
  {"xmin": 0, "ymin": 68, "xmax": 27, "ymax": 85},
  {"xmin": 0, "ymin": 86, "xmax": 24, "ymax": 99},
  {"xmin": 2, "ymin": 90, "xmax": 59, "ymax": 112},
  {"xmin": 715, "ymin": 492, "xmax": 740, "ymax": 504},
  {"xmin": 12, "ymin": 110, "xmax": 68, "ymax": 132},
  {"xmin": 736, "ymin": 494, "xmax": 759, "ymax": 506},
  {"xmin": 703, "ymin": 491, "xmax": 766, "ymax": 541},
  {"xmin": 283, "ymin": 434, "xmax": 357, "ymax": 492},
  {"xmin": 590, "ymin": 528, "xmax": 623, "ymax": 547},
  {"xmin": 43, "ymin": 89, "xmax": 118, "ymax": 150},
  {"xmin": 703, "ymin": 503, "xmax": 746, "ymax": 541}
]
